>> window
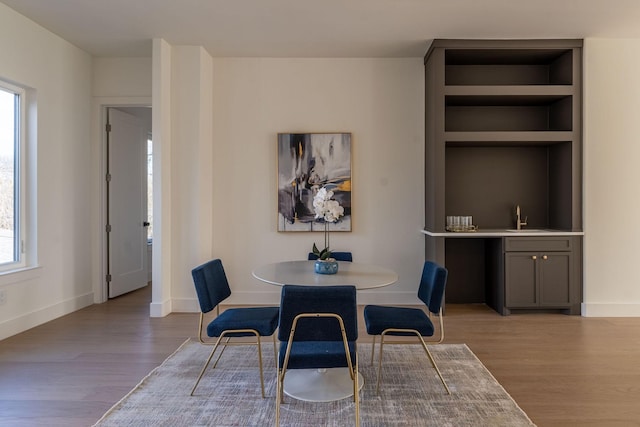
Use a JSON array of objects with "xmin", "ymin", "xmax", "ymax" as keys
[{"xmin": 0, "ymin": 81, "xmax": 26, "ymax": 271}]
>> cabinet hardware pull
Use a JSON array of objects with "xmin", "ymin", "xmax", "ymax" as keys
[
  {"xmin": 542, "ymin": 255, "xmax": 548, "ymax": 260},
  {"xmin": 532, "ymin": 255, "xmax": 537, "ymax": 260}
]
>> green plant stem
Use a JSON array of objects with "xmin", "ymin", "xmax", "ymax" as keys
[{"xmin": 324, "ymin": 222, "xmax": 329, "ymax": 252}]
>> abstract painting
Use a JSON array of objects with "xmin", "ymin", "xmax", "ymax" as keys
[{"xmin": 277, "ymin": 133, "xmax": 351, "ymax": 232}]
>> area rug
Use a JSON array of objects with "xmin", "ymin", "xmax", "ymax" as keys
[{"xmin": 94, "ymin": 339, "xmax": 535, "ymax": 427}]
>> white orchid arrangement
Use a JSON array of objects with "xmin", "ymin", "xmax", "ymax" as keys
[{"xmin": 312, "ymin": 186, "xmax": 345, "ymax": 260}]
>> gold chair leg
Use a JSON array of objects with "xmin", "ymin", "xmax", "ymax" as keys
[
  {"xmin": 275, "ymin": 360, "xmax": 282, "ymax": 426},
  {"xmin": 354, "ymin": 356, "xmax": 360, "ymax": 427},
  {"xmin": 190, "ymin": 335, "xmax": 224, "ymax": 396},
  {"xmin": 374, "ymin": 328, "xmax": 451, "ymax": 395},
  {"xmin": 375, "ymin": 334, "xmax": 385, "ymax": 395},
  {"xmin": 211, "ymin": 336, "xmax": 231, "ymax": 369},
  {"xmin": 370, "ymin": 335, "xmax": 376, "ymax": 365},
  {"xmin": 191, "ymin": 330, "xmax": 269, "ymax": 398},
  {"xmin": 272, "ymin": 334, "xmax": 277, "ymax": 367},
  {"xmin": 418, "ymin": 336, "xmax": 451, "ymax": 395},
  {"xmin": 256, "ymin": 333, "xmax": 266, "ymax": 398}
]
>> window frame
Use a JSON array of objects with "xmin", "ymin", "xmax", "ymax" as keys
[{"xmin": 0, "ymin": 80, "xmax": 27, "ymax": 272}]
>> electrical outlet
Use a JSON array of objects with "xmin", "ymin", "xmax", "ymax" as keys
[{"xmin": 0, "ymin": 289, "xmax": 6, "ymax": 305}]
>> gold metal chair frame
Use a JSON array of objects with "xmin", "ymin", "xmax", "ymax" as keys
[
  {"xmin": 191, "ymin": 308, "xmax": 277, "ymax": 398},
  {"xmin": 370, "ymin": 307, "xmax": 451, "ymax": 395},
  {"xmin": 276, "ymin": 312, "xmax": 360, "ymax": 427}
]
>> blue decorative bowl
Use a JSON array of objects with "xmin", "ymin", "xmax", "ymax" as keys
[{"xmin": 314, "ymin": 259, "xmax": 339, "ymax": 275}]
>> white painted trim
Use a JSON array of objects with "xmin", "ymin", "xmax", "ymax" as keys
[
  {"xmin": 581, "ymin": 303, "xmax": 640, "ymax": 317},
  {"xmin": 0, "ymin": 292, "xmax": 94, "ymax": 341},
  {"xmin": 149, "ymin": 299, "xmax": 172, "ymax": 317},
  {"xmin": 194, "ymin": 291, "xmax": 423, "ymax": 308},
  {"xmin": 355, "ymin": 291, "xmax": 421, "ymax": 305},
  {"xmin": 170, "ymin": 298, "xmax": 200, "ymax": 313},
  {"xmin": 170, "ymin": 292, "xmax": 425, "ymax": 314},
  {"xmin": 0, "ymin": 265, "xmax": 42, "ymax": 286}
]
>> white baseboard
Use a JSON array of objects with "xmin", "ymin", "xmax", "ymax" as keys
[
  {"xmin": 356, "ymin": 291, "xmax": 421, "ymax": 305},
  {"xmin": 228, "ymin": 290, "xmax": 421, "ymax": 306},
  {"xmin": 171, "ymin": 291, "xmax": 423, "ymax": 313},
  {"xmin": 170, "ymin": 298, "xmax": 200, "ymax": 312},
  {"xmin": 581, "ymin": 302, "xmax": 640, "ymax": 317},
  {"xmin": 0, "ymin": 292, "xmax": 94, "ymax": 341},
  {"xmin": 168, "ymin": 287, "xmax": 423, "ymax": 317},
  {"xmin": 150, "ymin": 298, "xmax": 172, "ymax": 317}
]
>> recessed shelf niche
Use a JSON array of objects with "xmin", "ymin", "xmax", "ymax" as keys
[
  {"xmin": 445, "ymin": 49, "xmax": 574, "ymax": 86},
  {"xmin": 444, "ymin": 143, "xmax": 572, "ymax": 230},
  {"xmin": 445, "ymin": 95, "xmax": 572, "ymax": 132}
]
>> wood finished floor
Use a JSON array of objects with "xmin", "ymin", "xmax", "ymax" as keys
[{"xmin": 1, "ymin": 285, "xmax": 640, "ymax": 426}]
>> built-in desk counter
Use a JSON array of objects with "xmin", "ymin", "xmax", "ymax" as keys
[
  {"xmin": 422, "ymin": 229, "xmax": 584, "ymax": 238},
  {"xmin": 422, "ymin": 229, "xmax": 583, "ymax": 315}
]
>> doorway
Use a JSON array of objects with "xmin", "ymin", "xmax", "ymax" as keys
[{"xmin": 105, "ymin": 106, "xmax": 152, "ymax": 298}]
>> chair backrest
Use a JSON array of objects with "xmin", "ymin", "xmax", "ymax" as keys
[
  {"xmin": 417, "ymin": 261, "xmax": 448, "ymax": 314},
  {"xmin": 277, "ymin": 285, "xmax": 358, "ymax": 342},
  {"xmin": 307, "ymin": 251, "xmax": 353, "ymax": 262},
  {"xmin": 191, "ymin": 259, "xmax": 232, "ymax": 314}
]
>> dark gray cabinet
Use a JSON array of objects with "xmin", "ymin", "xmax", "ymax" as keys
[
  {"xmin": 506, "ymin": 253, "xmax": 572, "ymax": 307},
  {"xmin": 504, "ymin": 238, "xmax": 574, "ymax": 312},
  {"xmin": 424, "ymin": 39, "xmax": 583, "ymax": 315}
]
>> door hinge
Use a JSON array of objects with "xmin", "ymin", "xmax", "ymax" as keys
[
  {"xmin": 106, "ymin": 224, "xmax": 112, "ymax": 233},
  {"xmin": 106, "ymin": 274, "xmax": 112, "ymax": 283},
  {"xmin": 105, "ymin": 173, "xmax": 111, "ymax": 182},
  {"xmin": 106, "ymin": 123, "xmax": 111, "ymax": 132}
]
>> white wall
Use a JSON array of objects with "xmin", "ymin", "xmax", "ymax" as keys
[
  {"xmin": 149, "ymin": 50, "xmax": 426, "ymax": 311},
  {"xmin": 166, "ymin": 46, "xmax": 214, "ymax": 311},
  {"xmin": 93, "ymin": 57, "xmax": 152, "ymax": 97},
  {"xmin": 0, "ymin": 3, "xmax": 93, "ymax": 339},
  {"xmin": 199, "ymin": 57, "xmax": 426, "ymax": 306},
  {"xmin": 152, "ymin": 53, "xmax": 426, "ymax": 310},
  {"xmin": 583, "ymin": 38, "xmax": 640, "ymax": 316}
]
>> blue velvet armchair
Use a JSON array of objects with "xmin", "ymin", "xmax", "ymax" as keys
[
  {"xmin": 276, "ymin": 285, "xmax": 360, "ymax": 426},
  {"xmin": 364, "ymin": 260, "xmax": 451, "ymax": 394},
  {"xmin": 190, "ymin": 259, "xmax": 279, "ymax": 397}
]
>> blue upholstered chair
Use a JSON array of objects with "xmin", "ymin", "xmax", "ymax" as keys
[
  {"xmin": 307, "ymin": 251, "xmax": 353, "ymax": 262},
  {"xmin": 363, "ymin": 260, "xmax": 451, "ymax": 394},
  {"xmin": 276, "ymin": 285, "xmax": 360, "ymax": 426},
  {"xmin": 190, "ymin": 259, "xmax": 279, "ymax": 397}
]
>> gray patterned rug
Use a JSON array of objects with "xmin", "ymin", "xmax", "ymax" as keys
[{"xmin": 94, "ymin": 339, "xmax": 535, "ymax": 426}]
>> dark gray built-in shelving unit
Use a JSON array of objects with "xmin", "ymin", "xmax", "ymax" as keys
[{"xmin": 424, "ymin": 39, "xmax": 583, "ymax": 315}]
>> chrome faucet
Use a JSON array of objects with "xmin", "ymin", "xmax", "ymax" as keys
[{"xmin": 515, "ymin": 205, "xmax": 528, "ymax": 230}]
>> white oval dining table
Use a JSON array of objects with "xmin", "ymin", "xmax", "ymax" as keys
[
  {"xmin": 251, "ymin": 260, "xmax": 398, "ymax": 290},
  {"xmin": 252, "ymin": 260, "xmax": 398, "ymax": 402}
]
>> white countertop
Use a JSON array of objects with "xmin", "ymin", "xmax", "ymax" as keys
[{"xmin": 422, "ymin": 228, "xmax": 584, "ymax": 237}]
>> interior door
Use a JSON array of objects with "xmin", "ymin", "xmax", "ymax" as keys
[{"xmin": 107, "ymin": 108, "xmax": 148, "ymax": 298}]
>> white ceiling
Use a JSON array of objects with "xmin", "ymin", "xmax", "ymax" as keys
[{"xmin": 3, "ymin": 0, "xmax": 640, "ymax": 58}]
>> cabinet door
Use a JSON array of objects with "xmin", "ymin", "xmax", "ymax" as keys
[
  {"xmin": 505, "ymin": 252, "xmax": 538, "ymax": 307},
  {"xmin": 539, "ymin": 252, "xmax": 572, "ymax": 306}
]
